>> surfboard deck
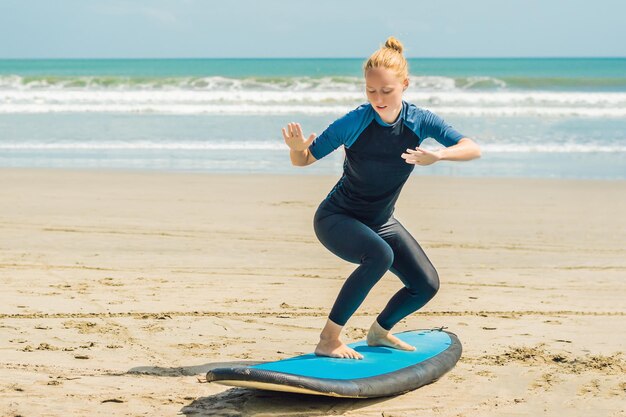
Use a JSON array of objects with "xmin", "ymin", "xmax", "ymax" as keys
[{"xmin": 207, "ymin": 328, "xmax": 462, "ymax": 398}]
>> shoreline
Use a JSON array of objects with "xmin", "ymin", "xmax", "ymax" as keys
[{"xmin": 3, "ymin": 165, "xmax": 626, "ymax": 181}]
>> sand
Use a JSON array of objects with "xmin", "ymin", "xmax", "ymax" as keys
[{"xmin": 0, "ymin": 168, "xmax": 624, "ymax": 417}]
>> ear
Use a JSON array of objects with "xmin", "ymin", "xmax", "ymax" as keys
[{"xmin": 403, "ymin": 78, "xmax": 409, "ymax": 91}]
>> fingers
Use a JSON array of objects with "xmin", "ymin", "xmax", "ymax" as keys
[
  {"xmin": 406, "ymin": 147, "xmax": 426, "ymax": 154},
  {"xmin": 401, "ymin": 152, "xmax": 421, "ymax": 164},
  {"xmin": 282, "ymin": 122, "xmax": 316, "ymax": 147},
  {"xmin": 291, "ymin": 123, "xmax": 301, "ymax": 138},
  {"xmin": 402, "ymin": 147, "xmax": 440, "ymax": 166},
  {"xmin": 283, "ymin": 123, "xmax": 302, "ymax": 138},
  {"xmin": 402, "ymin": 153, "xmax": 436, "ymax": 166},
  {"xmin": 403, "ymin": 150, "xmax": 419, "ymax": 163}
]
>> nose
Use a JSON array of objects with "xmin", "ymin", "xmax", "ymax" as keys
[{"xmin": 372, "ymin": 93, "xmax": 384, "ymax": 105}]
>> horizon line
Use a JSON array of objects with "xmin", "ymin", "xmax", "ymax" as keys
[{"xmin": 1, "ymin": 56, "xmax": 626, "ymax": 60}]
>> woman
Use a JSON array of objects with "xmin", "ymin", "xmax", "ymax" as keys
[{"xmin": 281, "ymin": 37, "xmax": 481, "ymax": 360}]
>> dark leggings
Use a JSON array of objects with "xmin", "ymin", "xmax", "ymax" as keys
[{"xmin": 313, "ymin": 205, "xmax": 440, "ymax": 331}]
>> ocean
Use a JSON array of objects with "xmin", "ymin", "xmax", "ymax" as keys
[{"xmin": 1, "ymin": 58, "xmax": 625, "ymax": 179}]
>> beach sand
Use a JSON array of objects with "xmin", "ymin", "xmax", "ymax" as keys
[{"xmin": 0, "ymin": 168, "xmax": 624, "ymax": 416}]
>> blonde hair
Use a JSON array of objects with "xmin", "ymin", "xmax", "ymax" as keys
[{"xmin": 363, "ymin": 36, "xmax": 409, "ymax": 80}]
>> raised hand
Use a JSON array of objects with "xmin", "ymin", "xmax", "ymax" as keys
[
  {"xmin": 401, "ymin": 147, "xmax": 442, "ymax": 166},
  {"xmin": 282, "ymin": 122, "xmax": 316, "ymax": 152}
]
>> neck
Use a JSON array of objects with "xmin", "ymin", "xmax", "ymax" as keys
[
  {"xmin": 380, "ymin": 104, "xmax": 403, "ymax": 124},
  {"xmin": 381, "ymin": 111, "xmax": 401, "ymax": 124}
]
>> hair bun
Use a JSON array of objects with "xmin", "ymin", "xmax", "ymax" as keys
[
  {"xmin": 384, "ymin": 37, "xmax": 404, "ymax": 54},
  {"xmin": 363, "ymin": 36, "xmax": 409, "ymax": 80}
]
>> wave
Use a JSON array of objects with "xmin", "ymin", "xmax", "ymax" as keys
[
  {"xmin": 0, "ymin": 141, "xmax": 287, "ymax": 151},
  {"xmin": 0, "ymin": 75, "xmax": 404, "ymax": 91},
  {"xmin": 3, "ymin": 90, "xmax": 626, "ymax": 105},
  {"xmin": 2, "ymin": 77, "xmax": 626, "ymax": 118},
  {"xmin": 1, "ymin": 103, "xmax": 625, "ymax": 118},
  {"xmin": 2, "ymin": 141, "xmax": 625, "ymax": 153},
  {"xmin": 3, "ymin": 74, "xmax": 626, "ymax": 92}
]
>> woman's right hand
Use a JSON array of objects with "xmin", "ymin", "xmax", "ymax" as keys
[{"xmin": 282, "ymin": 122, "xmax": 316, "ymax": 152}]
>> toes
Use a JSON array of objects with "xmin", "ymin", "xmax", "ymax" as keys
[{"xmin": 350, "ymin": 350, "xmax": 363, "ymax": 359}]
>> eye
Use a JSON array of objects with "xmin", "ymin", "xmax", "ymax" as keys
[{"xmin": 382, "ymin": 89, "xmax": 393, "ymax": 94}]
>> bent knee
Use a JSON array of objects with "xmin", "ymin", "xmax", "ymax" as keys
[
  {"xmin": 424, "ymin": 267, "xmax": 440, "ymax": 297},
  {"xmin": 424, "ymin": 264, "xmax": 440, "ymax": 288},
  {"xmin": 408, "ymin": 267, "xmax": 440, "ymax": 298},
  {"xmin": 363, "ymin": 244, "xmax": 394, "ymax": 270}
]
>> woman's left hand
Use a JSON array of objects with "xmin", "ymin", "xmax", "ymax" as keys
[{"xmin": 401, "ymin": 147, "xmax": 441, "ymax": 166}]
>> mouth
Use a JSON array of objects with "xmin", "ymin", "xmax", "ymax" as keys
[{"xmin": 375, "ymin": 105, "xmax": 387, "ymax": 110}]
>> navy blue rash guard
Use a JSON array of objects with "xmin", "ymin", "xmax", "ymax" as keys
[
  {"xmin": 308, "ymin": 101, "xmax": 466, "ymax": 330},
  {"xmin": 309, "ymin": 101, "xmax": 465, "ymax": 226}
]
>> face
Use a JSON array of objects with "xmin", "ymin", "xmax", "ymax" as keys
[{"xmin": 365, "ymin": 67, "xmax": 408, "ymax": 124}]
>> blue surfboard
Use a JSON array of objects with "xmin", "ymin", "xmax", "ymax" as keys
[{"xmin": 207, "ymin": 328, "xmax": 462, "ymax": 398}]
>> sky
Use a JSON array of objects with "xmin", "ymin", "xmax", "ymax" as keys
[{"xmin": 1, "ymin": 0, "xmax": 625, "ymax": 59}]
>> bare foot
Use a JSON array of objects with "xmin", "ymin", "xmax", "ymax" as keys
[
  {"xmin": 366, "ymin": 321, "xmax": 416, "ymax": 351},
  {"xmin": 314, "ymin": 338, "xmax": 363, "ymax": 359}
]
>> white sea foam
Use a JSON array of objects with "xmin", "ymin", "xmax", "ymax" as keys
[
  {"xmin": 0, "ymin": 75, "xmax": 461, "ymax": 92},
  {"xmin": 1, "ymin": 75, "xmax": 625, "ymax": 118},
  {"xmin": 2, "ymin": 103, "xmax": 626, "ymax": 118},
  {"xmin": 0, "ymin": 141, "xmax": 287, "ymax": 151},
  {"xmin": 2, "ymin": 90, "xmax": 626, "ymax": 105},
  {"xmin": 2, "ymin": 89, "xmax": 626, "ymax": 118}
]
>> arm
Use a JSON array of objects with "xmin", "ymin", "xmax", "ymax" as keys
[
  {"xmin": 437, "ymin": 137, "xmax": 481, "ymax": 161},
  {"xmin": 403, "ymin": 109, "xmax": 481, "ymax": 166},
  {"xmin": 402, "ymin": 138, "xmax": 481, "ymax": 166},
  {"xmin": 290, "ymin": 148, "xmax": 318, "ymax": 166},
  {"xmin": 283, "ymin": 105, "xmax": 368, "ymax": 167}
]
